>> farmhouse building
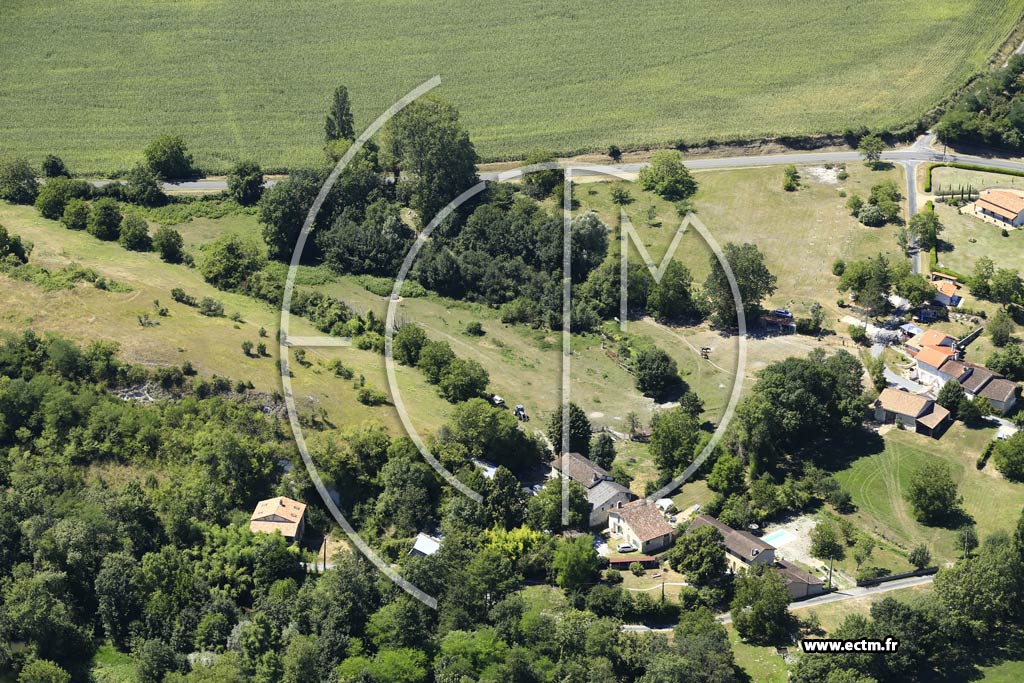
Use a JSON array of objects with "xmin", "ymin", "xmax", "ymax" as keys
[
  {"xmin": 249, "ymin": 496, "xmax": 306, "ymax": 542},
  {"xmin": 688, "ymin": 515, "xmax": 824, "ymax": 600},
  {"xmin": 873, "ymin": 388, "xmax": 951, "ymax": 437},
  {"xmin": 777, "ymin": 560, "xmax": 826, "ymax": 600},
  {"xmin": 974, "ymin": 189, "xmax": 1024, "ymax": 228},
  {"xmin": 690, "ymin": 515, "xmax": 775, "ymax": 566},
  {"xmin": 551, "ymin": 452, "xmax": 634, "ymax": 527},
  {"xmin": 958, "ymin": 363, "xmax": 1019, "ymax": 414},
  {"xmin": 608, "ymin": 499, "xmax": 675, "ymax": 554},
  {"xmin": 915, "ymin": 345, "xmax": 958, "ymax": 384}
]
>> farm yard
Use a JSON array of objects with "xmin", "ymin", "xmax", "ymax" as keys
[{"xmin": 2, "ymin": 0, "xmax": 1024, "ymax": 173}]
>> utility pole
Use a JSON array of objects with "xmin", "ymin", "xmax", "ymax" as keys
[
  {"xmin": 661, "ymin": 579, "xmax": 665, "ymax": 603},
  {"xmin": 827, "ymin": 555, "xmax": 834, "ymax": 591}
]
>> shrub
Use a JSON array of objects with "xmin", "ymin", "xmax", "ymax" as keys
[
  {"xmin": 118, "ymin": 215, "xmax": 152, "ymax": 251},
  {"xmin": 153, "ymin": 226, "xmax": 186, "ymax": 263},
  {"xmin": 198, "ymin": 297, "xmax": 224, "ymax": 317},
  {"xmin": 610, "ymin": 186, "xmax": 633, "ymax": 205},
  {"xmin": 629, "ymin": 562, "xmax": 645, "ymax": 576},
  {"xmin": 465, "ymin": 321, "xmax": 485, "ymax": 336},
  {"xmin": 848, "ymin": 324, "xmax": 868, "ymax": 345},
  {"xmin": 832, "ymin": 259, "xmax": 846, "ymax": 276},
  {"xmin": 638, "ymin": 150, "xmax": 697, "ymax": 201},
  {"xmin": 123, "ymin": 164, "xmax": 166, "ymax": 206},
  {"xmin": 201, "ymin": 234, "xmax": 266, "ymax": 290},
  {"xmin": 845, "ymin": 193, "xmax": 864, "ymax": 215},
  {"xmin": 34, "ymin": 177, "xmax": 91, "ymax": 219},
  {"xmin": 357, "ymin": 386, "xmax": 389, "ymax": 405},
  {"xmin": 87, "ymin": 198, "xmax": 123, "ymax": 240},
  {"xmin": 170, "ymin": 288, "xmax": 196, "ymax": 306},
  {"xmin": 41, "ymin": 154, "xmax": 70, "ymax": 178},
  {"xmin": 61, "ymin": 198, "xmax": 91, "ymax": 231},
  {"xmin": 607, "ymin": 144, "xmax": 622, "ymax": 161},
  {"xmin": 327, "ymin": 358, "xmax": 354, "ymax": 379},
  {"xmin": 0, "ymin": 158, "xmax": 39, "ymax": 204},
  {"xmin": 857, "ymin": 203, "xmax": 886, "ymax": 227}
]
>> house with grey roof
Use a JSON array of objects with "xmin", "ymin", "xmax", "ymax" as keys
[
  {"xmin": 688, "ymin": 514, "xmax": 824, "ymax": 600},
  {"xmin": 946, "ymin": 360, "xmax": 1019, "ymax": 415},
  {"xmin": 551, "ymin": 452, "xmax": 634, "ymax": 527}
]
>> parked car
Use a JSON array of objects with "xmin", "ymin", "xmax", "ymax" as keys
[
  {"xmin": 616, "ymin": 543, "xmax": 636, "ymax": 553},
  {"xmin": 773, "ymin": 308, "xmax": 793, "ymax": 318}
]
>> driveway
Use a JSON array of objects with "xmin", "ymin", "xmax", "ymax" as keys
[{"xmin": 883, "ymin": 368, "xmax": 931, "ymax": 395}]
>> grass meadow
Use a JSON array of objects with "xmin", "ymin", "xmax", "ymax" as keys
[
  {"xmin": 2, "ymin": 0, "xmax": 1024, "ymax": 173},
  {"xmin": 575, "ymin": 163, "xmax": 905, "ymax": 325},
  {"xmin": 833, "ymin": 425, "xmax": 1024, "ymax": 564}
]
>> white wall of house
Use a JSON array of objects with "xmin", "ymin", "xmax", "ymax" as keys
[{"xmin": 591, "ymin": 491, "xmax": 632, "ymax": 528}]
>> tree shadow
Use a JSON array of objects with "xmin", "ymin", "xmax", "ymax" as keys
[
  {"xmin": 807, "ymin": 429, "xmax": 887, "ymax": 473},
  {"xmin": 869, "ymin": 161, "xmax": 896, "ymax": 171}
]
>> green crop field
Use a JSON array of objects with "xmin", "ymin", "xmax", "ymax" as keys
[{"xmin": 2, "ymin": 0, "xmax": 1023, "ymax": 173}]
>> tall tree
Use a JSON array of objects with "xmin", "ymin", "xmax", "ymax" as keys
[
  {"xmin": 906, "ymin": 462, "xmax": 962, "ymax": 525},
  {"xmin": 380, "ymin": 96, "xmax": 478, "ymax": 223},
  {"xmin": 857, "ymin": 133, "xmax": 885, "ymax": 166},
  {"xmin": 704, "ymin": 242, "xmax": 777, "ymax": 327},
  {"xmin": 666, "ymin": 526, "xmax": 727, "ymax": 585},
  {"xmin": 730, "ymin": 564, "xmax": 790, "ymax": 643},
  {"xmin": 325, "ymin": 85, "xmax": 355, "ymax": 141},
  {"xmin": 143, "ymin": 134, "xmax": 195, "ymax": 180},
  {"xmin": 227, "ymin": 160, "xmax": 265, "ymax": 206},
  {"xmin": 546, "ymin": 402, "xmax": 592, "ymax": 456}
]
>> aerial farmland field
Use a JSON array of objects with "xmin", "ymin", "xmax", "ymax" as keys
[{"xmin": 2, "ymin": 0, "xmax": 1023, "ymax": 174}]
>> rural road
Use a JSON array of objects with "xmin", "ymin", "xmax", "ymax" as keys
[
  {"xmin": 96, "ymin": 134, "xmax": 1024, "ymax": 192},
  {"xmin": 620, "ymin": 573, "xmax": 936, "ymax": 632}
]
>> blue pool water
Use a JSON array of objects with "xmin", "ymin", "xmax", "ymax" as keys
[{"xmin": 762, "ymin": 530, "xmax": 794, "ymax": 546}]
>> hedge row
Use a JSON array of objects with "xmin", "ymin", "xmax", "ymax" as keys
[{"xmin": 923, "ymin": 162, "xmax": 1024, "ymax": 192}]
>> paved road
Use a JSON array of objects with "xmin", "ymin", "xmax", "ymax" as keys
[
  {"xmin": 91, "ymin": 136, "xmax": 1024, "ymax": 191},
  {"xmin": 620, "ymin": 574, "xmax": 936, "ymax": 632}
]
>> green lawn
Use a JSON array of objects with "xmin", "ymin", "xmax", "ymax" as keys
[
  {"xmin": 91, "ymin": 644, "xmax": 135, "ymax": 683},
  {"xmin": 933, "ymin": 201, "xmax": 1024, "ymax": 275},
  {"xmin": 575, "ymin": 163, "xmax": 905, "ymax": 325},
  {"xmin": 834, "ymin": 425, "xmax": 1022, "ymax": 563},
  {"xmin": 932, "ymin": 166, "xmax": 1024, "ymax": 194},
  {"xmin": 727, "ymin": 625, "xmax": 789, "ymax": 683},
  {"xmin": 980, "ymin": 659, "xmax": 1024, "ymax": 682},
  {"xmin": 2, "ymin": 1, "xmax": 1023, "ymax": 172},
  {"xmin": 792, "ymin": 584, "xmax": 934, "ymax": 632}
]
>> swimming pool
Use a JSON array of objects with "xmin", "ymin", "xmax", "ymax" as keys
[{"xmin": 762, "ymin": 529, "xmax": 794, "ymax": 546}]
